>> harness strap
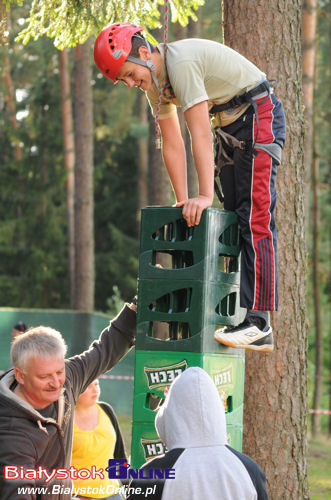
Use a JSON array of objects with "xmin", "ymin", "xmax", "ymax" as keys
[
  {"xmin": 211, "ymin": 79, "xmax": 273, "ymax": 150},
  {"xmin": 126, "ymin": 55, "xmax": 161, "ymax": 92},
  {"xmin": 213, "ymin": 127, "xmax": 282, "ymax": 204},
  {"xmin": 209, "ymin": 80, "xmax": 271, "ymax": 115},
  {"xmin": 214, "ymin": 178, "xmax": 224, "ymax": 203},
  {"xmin": 213, "ymin": 127, "xmax": 248, "ymax": 203},
  {"xmin": 255, "ymin": 142, "xmax": 282, "ymax": 165},
  {"xmin": 214, "ymin": 127, "xmax": 248, "ymax": 175}
]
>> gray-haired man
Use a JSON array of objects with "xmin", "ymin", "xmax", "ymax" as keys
[{"xmin": 0, "ymin": 302, "xmax": 136, "ymax": 500}]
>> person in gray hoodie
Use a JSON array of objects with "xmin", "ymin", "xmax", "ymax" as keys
[
  {"xmin": 0, "ymin": 301, "xmax": 136, "ymax": 500},
  {"xmin": 127, "ymin": 366, "xmax": 268, "ymax": 500}
]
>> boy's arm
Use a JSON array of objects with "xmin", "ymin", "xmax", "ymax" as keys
[
  {"xmin": 159, "ymin": 102, "xmax": 214, "ymax": 227},
  {"xmin": 180, "ymin": 100, "xmax": 214, "ymax": 226},
  {"xmin": 159, "ymin": 113, "xmax": 188, "ymax": 203}
]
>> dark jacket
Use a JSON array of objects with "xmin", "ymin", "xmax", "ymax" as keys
[
  {"xmin": 0, "ymin": 304, "xmax": 136, "ymax": 500},
  {"xmin": 98, "ymin": 401, "xmax": 127, "ymax": 462}
]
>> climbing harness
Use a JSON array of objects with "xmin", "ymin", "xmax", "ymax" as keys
[
  {"xmin": 213, "ymin": 128, "xmax": 248, "ymax": 203},
  {"xmin": 213, "ymin": 125, "xmax": 282, "ymax": 204},
  {"xmin": 209, "ymin": 79, "xmax": 274, "ymax": 148},
  {"xmin": 211, "ymin": 80, "xmax": 281, "ymax": 203},
  {"xmin": 209, "ymin": 80, "xmax": 272, "ymax": 115}
]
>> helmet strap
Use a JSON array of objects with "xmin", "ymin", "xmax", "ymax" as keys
[{"xmin": 126, "ymin": 39, "xmax": 161, "ymax": 92}]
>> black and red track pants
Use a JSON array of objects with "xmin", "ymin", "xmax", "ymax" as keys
[{"xmin": 219, "ymin": 94, "xmax": 286, "ymax": 311}]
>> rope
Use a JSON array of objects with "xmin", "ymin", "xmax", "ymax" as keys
[{"xmin": 154, "ymin": 0, "xmax": 170, "ymax": 149}]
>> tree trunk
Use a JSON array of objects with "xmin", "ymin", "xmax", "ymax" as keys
[
  {"xmin": 329, "ymin": 332, "xmax": 331, "ymax": 437},
  {"xmin": 1, "ymin": 6, "xmax": 24, "ymax": 244},
  {"xmin": 173, "ymin": 21, "xmax": 198, "ymax": 198},
  {"xmin": 0, "ymin": 2, "xmax": 7, "ymax": 45},
  {"xmin": 1, "ymin": 7, "xmax": 22, "ymax": 162},
  {"xmin": 73, "ymin": 40, "xmax": 95, "ymax": 311},
  {"xmin": 223, "ymin": 2, "xmax": 308, "ymax": 499},
  {"xmin": 148, "ymin": 111, "xmax": 171, "ymax": 206},
  {"xmin": 148, "ymin": 24, "xmax": 171, "ymax": 207},
  {"xmin": 186, "ymin": 17, "xmax": 200, "ymax": 198},
  {"xmin": 147, "ymin": 111, "xmax": 172, "ymax": 340},
  {"xmin": 302, "ymin": 0, "xmax": 322, "ymax": 437},
  {"xmin": 58, "ymin": 48, "xmax": 75, "ymax": 309},
  {"xmin": 137, "ymin": 93, "xmax": 148, "ymax": 215},
  {"xmin": 173, "ymin": 21, "xmax": 191, "ymax": 199},
  {"xmin": 311, "ymin": 96, "xmax": 322, "ymax": 437},
  {"xmin": 302, "ymin": 0, "xmax": 318, "ymax": 233}
]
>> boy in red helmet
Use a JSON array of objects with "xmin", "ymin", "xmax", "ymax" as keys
[{"xmin": 94, "ymin": 23, "xmax": 286, "ymax": 353}]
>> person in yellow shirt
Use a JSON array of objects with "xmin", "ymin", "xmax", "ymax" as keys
[{"xmin": 71, "ymin": 379, "xmax": 126, "ymax": 500}]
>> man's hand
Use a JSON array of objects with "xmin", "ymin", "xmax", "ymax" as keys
[{"xmin": 176, "ymin": 195, "xmax": 213, "ymax": 227}]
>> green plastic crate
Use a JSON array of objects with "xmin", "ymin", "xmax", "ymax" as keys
[
  {"xmin": 131, "ymin": 422, "xmax": 166, "ymax": 469},
  {"xmin": 132, "ymin": 350, "xmax": 245, "ymax": 425},
  {"xmin": 139, "ymin": 207, "xmax": 241, "ymax": 283},
  {"xmin": 136, "ymin": 278, "xmax": 245, "ymax": 352},
  {"xmin": 131, "ymin": 422, "xmax": 243, "ymax": 469},
  {"xmin": 226, "ymin": 425, "xmax": 243, "ymax": 452}
]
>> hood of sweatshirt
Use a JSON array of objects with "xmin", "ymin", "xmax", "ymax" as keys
[{"xmin": 155, "ymin": 366, "xmax": 227, "ymax": 450}]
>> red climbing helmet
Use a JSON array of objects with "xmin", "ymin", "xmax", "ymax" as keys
[{"xmin": 94, "ymin": 22, "xmax": 145, "ymax": 83}]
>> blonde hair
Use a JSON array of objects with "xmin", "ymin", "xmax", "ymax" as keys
[{"xmin": 11, "ymin": 326, "xmax": 67, "ymax": 371}]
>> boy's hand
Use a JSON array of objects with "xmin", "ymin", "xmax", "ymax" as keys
[{"xmin": 176, "ymin": 195, "xmax": 213, "ymax": 227}]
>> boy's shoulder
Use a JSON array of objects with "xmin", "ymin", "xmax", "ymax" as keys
[{"xmin": 162, "ymin": 38, "xmax": 223, "ymax": 58}]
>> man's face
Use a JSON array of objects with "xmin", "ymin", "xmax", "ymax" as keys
[
  {"xmin": 117, "ymin": 60, "xmax": 153, "ymax": 91},
  {"xmin": 15, "ymin": 356, "xmax": 65, "ymax": 409}
]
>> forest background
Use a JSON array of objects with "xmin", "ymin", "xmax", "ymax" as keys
[{"xmin": 0, "ymin": 0, "xmax": 330, "ymax": 498}]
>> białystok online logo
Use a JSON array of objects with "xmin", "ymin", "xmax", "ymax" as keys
[{"xmin": 106, "ymin": 459, "xmax": 175, "ymax": 480}]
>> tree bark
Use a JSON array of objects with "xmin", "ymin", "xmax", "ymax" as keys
[
  {"xmin": 1, "ymin": 6, "xmax": 24, "ymax": 246},
  {"xmin": 311, "ymin": 93, "xmax": 322, "ymax": 437},
  {"xmin": 302, "ymin": 0, "xmax": 318, "ymax": 233},
  {"xmin": 73, "ymin": 40, "xmax": 95, "ymax": 311},
  {"xmin": 329, "ymin": 332, "xmax": 331, "ymax": 437},
  {"xmin": 186, "ymin": 17, "xmax": 200, "ymax": 198},
  {"xmin": 148, "ymin": 111, "xmax": 171, "ymax": 206},
  {"xmin": 173, "ymin": 21, "xmax": 191, "ymax": 199},
  {"xmin": 58, "ymin": 48, "xmax": 75, "ymax": 309},
  {"xmin": 148, "ymin": 24, "xmax": 171, "ymax": 207},
  {"xmin": 1, "ymin": 7, "xmax": 22, "ymax": 162},
  {"xmin": 223, "ymin": 1, "xmax": 308, "ymax": 498},
  {"xmin": 137, "ymin": 93, "xmax": 148, "ymax": 215},
  {"xmin": 172, "ymin": 21, "xmax": 199, "ymax": 198},
  {"xmin": 147, "ymin": 112, "xmax": 172, "ymax": 340},
  {"xmin": 302, "ymin": 0, "xmax": 322, "ymax": 437}
]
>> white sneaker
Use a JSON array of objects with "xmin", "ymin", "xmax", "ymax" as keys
[{"xmin": 214, "ymin": 319, "xmax": 273, "ymax": 353}]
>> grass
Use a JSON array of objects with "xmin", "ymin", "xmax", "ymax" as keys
[
  {"xmin": 119, "ymin": 415, "xmax": 331, "ymax": 498},
  {"xmin": 308, "ymin": 437, "xmax": 331, "ymax": 500}
]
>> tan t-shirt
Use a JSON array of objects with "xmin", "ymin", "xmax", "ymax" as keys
[{"xmin": 146, "ymin": 38, "xmax": 266, "ymax": 127}]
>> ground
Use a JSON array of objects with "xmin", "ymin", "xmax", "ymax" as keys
[{"xmin": 308, "ymin": 437, "xmax": 331, "ymax": 500}]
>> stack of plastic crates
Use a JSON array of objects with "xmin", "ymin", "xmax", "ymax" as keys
[{"xmin": 131, "ymin": 207, "xmax": 246, "ymax": 467}]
